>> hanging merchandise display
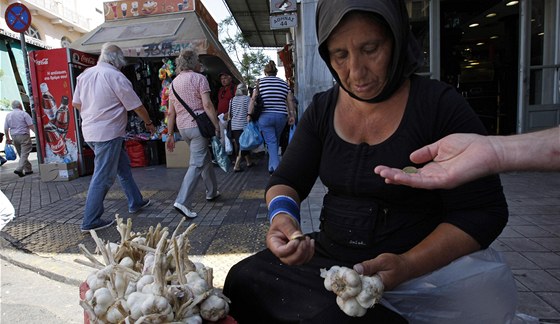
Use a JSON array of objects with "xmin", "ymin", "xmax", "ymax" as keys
[{"xmin": 158, "ymin": 59, "xmax": 175, "ymax": 117}]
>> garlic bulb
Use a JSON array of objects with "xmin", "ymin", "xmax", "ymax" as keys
[
  {"xmin": 336, "ymin": 295, "xmax": 367, "ymax": 317},
  {"xmin": 355, "ymin": 274, "xmax": 383, "ymax": 308},
  {"xmin": 320, "ymin": 266, "xmax": 362, "ymax": 299},
  {"xmin": 93, "ymin": 287, "xmax": 114, "ymax": 316},
  {"xmin": 321, "ymin": 266, "xmax": 384, "ymax": 317},
  {"xmin": 184, "ymin": 314, "xmax": 203, "ymax": 324},
  {"xmin": 200, "ymin": 294, "xmax": 230, "ymax": 322}
]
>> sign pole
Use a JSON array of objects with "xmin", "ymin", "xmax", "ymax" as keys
[
  {"xmin": 5, "ymin": 3, "xmax": 43, "ymax": 164},
  {"xmin": 19, "ymin": 33, "xmax": 43, "ymax": 164}
]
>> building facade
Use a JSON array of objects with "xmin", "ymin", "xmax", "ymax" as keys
[{"xmin": 0, "ymin": 0, "xmax": 104, "ymax": 107}]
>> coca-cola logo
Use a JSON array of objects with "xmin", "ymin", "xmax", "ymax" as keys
[
  {"xmin": 80, "ymin": 54, "xmax": 97, "ymax": 65},
  {"xmin": 35, "ymin": 58, "xmax": 49, "ymax": 65},
  {"xmin": 72, "ymin": 52, "xmax": 96, "ymax": 65},
  {"xmin": 50, "ymin": 136, "xmax": 66, "ymax": 155}
]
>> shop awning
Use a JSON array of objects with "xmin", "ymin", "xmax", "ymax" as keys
[{"xmin": 69, "ymin": 11, "xmax": 242, "ymax": 82}]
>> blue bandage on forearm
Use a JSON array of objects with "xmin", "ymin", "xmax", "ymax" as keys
[{"xmin": 268, "ymin": 195, "xmax": 300, "ymax": 224}]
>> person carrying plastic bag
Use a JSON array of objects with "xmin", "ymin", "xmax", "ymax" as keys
[{"xmin": 239, "ymin": 121, "xmax": 263, "ymax": 151}]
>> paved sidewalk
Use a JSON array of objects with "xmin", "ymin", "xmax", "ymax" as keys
[{"xmin": 0, "ymin": 153, "xmax": 559, "ymax": 323}]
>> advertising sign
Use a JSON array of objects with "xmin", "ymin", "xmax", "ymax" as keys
[
  {"xmin": 270, "ymin": 0, "xmax": 296, "ymax": 14},
  {"xmin": 103, "ymin": 0, "xmax": 195, "ymax": 21},
  {"xmin": 29, "ymin": 49, "xmax": 97, "ymax": 164},
  {"xmin": 270, "ymin": 13, "xmax": 297, "ymax": 30}
]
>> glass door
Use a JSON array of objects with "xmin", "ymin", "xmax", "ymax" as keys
[
  {"xmin": 521, "ymin": 0, "xmax": 560, "ymax": 132},
  {"xmin": 440, "ymin": 0, "xmax": 520, "ymax": 135}
]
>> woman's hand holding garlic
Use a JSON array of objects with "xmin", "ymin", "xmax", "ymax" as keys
[
  {"xmin": 320, "ymin": 266, "xmax": 384, "ymax": 317},
  {"xmin": 353, "ymin": 252, "xmax": 413, "ymax": 291}
]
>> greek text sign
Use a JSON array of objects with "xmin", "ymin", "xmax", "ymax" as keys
[{"xmin": 270, "ymin": 13, "xmax": 297, "ymax": 30}]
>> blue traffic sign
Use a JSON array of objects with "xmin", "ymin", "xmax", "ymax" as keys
[{"xmin": 5, "ymin": 3, "xmax": 32, "ymax": 33}]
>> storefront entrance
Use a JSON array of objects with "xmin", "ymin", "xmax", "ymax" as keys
[{"xmin": 408, "ymin": 0, "xmax": 559, "ymax": 135}]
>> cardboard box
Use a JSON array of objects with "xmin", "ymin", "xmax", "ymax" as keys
[
  {"xmin": 166, "ymin": 141, "xmax": 190, "ymax": 168},
  {"xmin": 39, "ymin": 162, "xmax": 79, "ymax": 182}
]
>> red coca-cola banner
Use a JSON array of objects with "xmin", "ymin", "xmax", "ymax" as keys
[{"xmin": 29, "ymin": 48, "xmax": 97, "ymax": 164}]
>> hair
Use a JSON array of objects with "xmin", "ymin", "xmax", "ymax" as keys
[
  {"xmin": 264, "ymin": 60, "xmax": 278, "ymax": 76},
  {"xmin": 99, "ymin": 43, "xmax": 127, "ymax": 69},
  {"xmin": 11, "ymin": 100, "xmax": 23, "ymax": 109},
  {"xmin": 235, "ymin": 83, "xmax": 248, "ymax": 96},
  {"xmin": 175, "ymin": 49, "xmax": 199, "ymax": 73}
]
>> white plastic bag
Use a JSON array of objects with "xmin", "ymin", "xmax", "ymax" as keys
[
  {"xmin": 224, "ymin": 129, "xmax": 233, "ymax": 155},
  {"xmin": 381, "ymin": 248, "xmax": 539, "ymax": 324}
]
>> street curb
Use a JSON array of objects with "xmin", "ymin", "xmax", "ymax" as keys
[
  {"xmin": 0, "ymin": 236, "xmax": 93, "ymax": 288},
  {"xmin": 0, "ymin": 251, "xmax": 84, "ymax": 287}
]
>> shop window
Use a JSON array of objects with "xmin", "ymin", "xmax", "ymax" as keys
[
  {"xmin": 61, "ymin": 36, "xmax": 72, "ymax": 48},
  {"xmin": 406, "ymin": 0, "xmax": 430, "ymax": 75},
  {"xmin": 25, "ymin": 25, "xmax": 41, "ymax": 40}
]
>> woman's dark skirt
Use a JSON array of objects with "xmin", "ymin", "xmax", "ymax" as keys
[{"xmin": 223, "ymin": 247, "xmax": 407, "ymax": 324}]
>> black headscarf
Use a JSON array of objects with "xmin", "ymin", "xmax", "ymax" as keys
[{"xmin": 316, "ymin": 0, "xmax": 424, "ymax": 103}]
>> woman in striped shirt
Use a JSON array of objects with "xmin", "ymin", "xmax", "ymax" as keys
[
  {"xmin": 248, "ymin": 61, "xmax": 296, "ymax": 174},
  {"xmin": 228, "ymin": 83, "xmax": 254, "ymax": 172}
]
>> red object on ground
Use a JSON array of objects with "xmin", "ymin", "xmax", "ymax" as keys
[
  {"xmin": 125, "ymin": 140, "xmax": 147, "ymax": 167},
  {"xmin": 211, "ymin": 316, "xmax": 238, "ymax": 324},
  {"xmin": 79, "ymin": 281, "xmax": 90, "ymax": 324}
]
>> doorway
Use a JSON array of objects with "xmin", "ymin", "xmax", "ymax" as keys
[{"xmin": 441, "ymin": 0, "xmax": 520, "ymax": 135}]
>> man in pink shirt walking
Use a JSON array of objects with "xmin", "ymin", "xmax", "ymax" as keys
[{"xmin": 73, "ymin": 43, "xmax": 156, "ymax": 232}]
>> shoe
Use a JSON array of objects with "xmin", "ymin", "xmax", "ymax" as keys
[
  {"xmin": 246, "ymin": 163, "xmax": 254, "ymax": 168},
  {"xmin": 129, "ymin": 199, "xmax": 151, "ymax": 214},
  {"xmin": 234, "ymin": 168, "xmax": 244, "ymax": 173},
  {"xmin": 25, "ymin": 170, "xmax": 33, "ymax": 175},
  {"xmin": 81, "ymin": 219, "xmax": 115, "ymax": 233},
  {"xmin": 14, "ymin": 170, "xmax": 24, "ymax": 177},
  {"xmin": 174, "ymin": 202, "xmax": 197, "ymax": 218},
  {"xmin": 206, "ymin": 191, "xmax": 221, "ymax": 201},
  {"xmin": 0, "ymin": 159, "xmax": 6, "ymax": 166}
]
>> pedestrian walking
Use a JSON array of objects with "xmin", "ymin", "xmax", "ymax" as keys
[
  {"xmin": 247, "ymin": 61, "xmax": 296, "ymax": 174},
  {"xmin": 3, "ymin": 100, "xmax": 34, "ymax": 176},
  {"xmin": 166, "ymin": 49, "xmax": 221, "ymax": 218},
  {"xmin": 228, "ymin": 83, "xmax": 253, "ymax": 172},
  {"xmin": 217, "ymin": 70, "xmax": 237, "ymax": 149},
  {"xmin": 72, "ymin": 43, "xmax": 155, "ymax": 232}
]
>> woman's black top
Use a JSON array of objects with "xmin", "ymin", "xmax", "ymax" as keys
[{"xmin": 268, "ymin": 75, "xmax": 508, "ymax": 263}]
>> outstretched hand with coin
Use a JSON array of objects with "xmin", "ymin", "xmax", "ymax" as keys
[{"xmin": 374, "ymin": 133, "xmax": 500, "ymax": 189}]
